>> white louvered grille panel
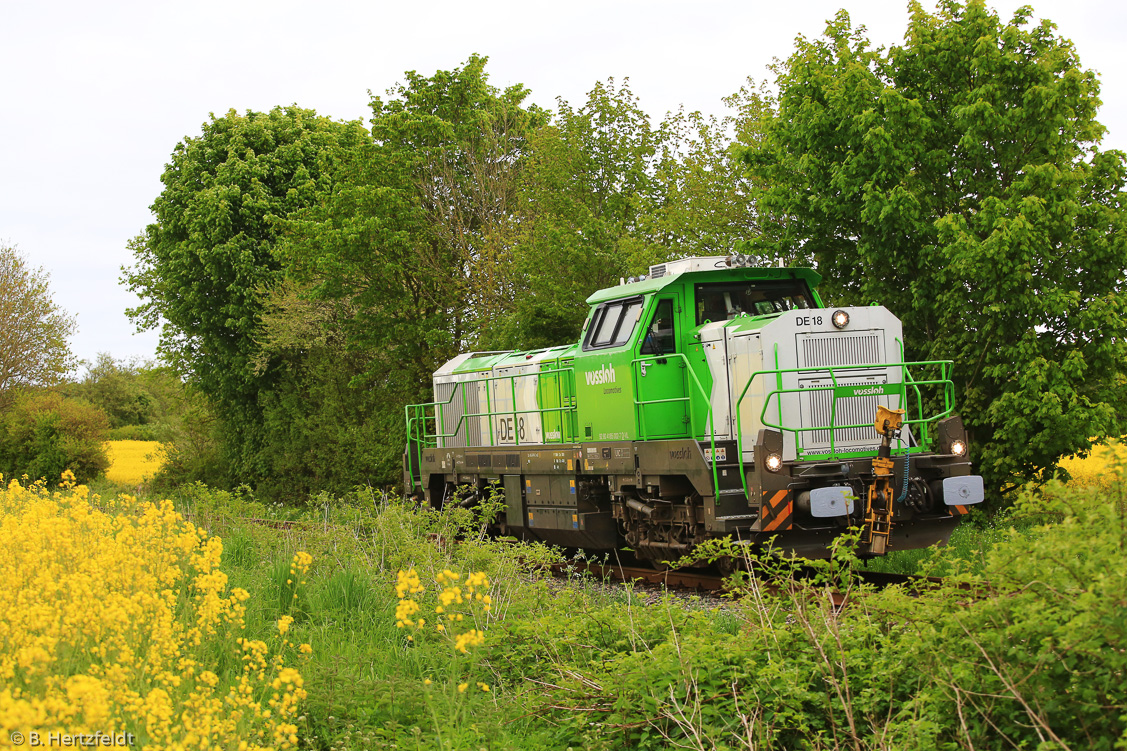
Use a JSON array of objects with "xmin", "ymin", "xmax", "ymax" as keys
[
  {"xmin": 434, "ymin": 381, "xmax": 483, "ymax": 448},
  {"xmin": 801, "ymin": 384, "xmax": 884, "ymax": 448},
  {"xmin": 795, "ymin": 328, "xmax": 889, "ymax": 452},
  {"xmin": 800, "ymin": 332, "xmax": 882, "ymax": 369}
]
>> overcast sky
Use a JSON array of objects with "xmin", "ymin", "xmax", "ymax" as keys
[{"xmin": 2, "ymin": 0, "xmax": 1123, "ymax": 371}]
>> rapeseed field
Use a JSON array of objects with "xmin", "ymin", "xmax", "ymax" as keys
[
  {"xmin": 0, "ymin": 473, "xmax": 309, "ymax": 749},
  {"xmin": 103, "ymin": 440, "xmax": 166, "ymax": 486},
  {"xmin": 1057, "ymin": 437, "xmax": 1127, "ymax": 490}
]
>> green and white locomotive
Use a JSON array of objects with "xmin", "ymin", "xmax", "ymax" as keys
[{"xmin": 404, "ymin": 256, "xmax": 982, "ymax": 563}]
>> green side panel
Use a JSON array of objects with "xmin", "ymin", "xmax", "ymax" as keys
[
  {"xmin": 537, "ymin": 352, "xmax": 578, "ymax": 443},
  {"xmin": 573, "ymin": 347, "xmax": 638, "ymax": 441}
]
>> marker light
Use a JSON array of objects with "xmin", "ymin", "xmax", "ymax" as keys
[
  {"xmin": 832, "ymin": 310, "xmax": 850, "ymax": 329},
  {"xmin": 950, "ymin": 439, "xmax": 967, "ymax": 457},
  {"xmin": 765, "ymin": 453, "xmax": 783, "ymax": 472}
]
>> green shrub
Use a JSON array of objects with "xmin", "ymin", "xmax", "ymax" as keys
[
  {"xmin": 107, "ymin": 423, "xmax": 164, "ymax": 441},
  {"xmin": 0, "ymin": 390, "xmax": 110, "ymax": 483}
]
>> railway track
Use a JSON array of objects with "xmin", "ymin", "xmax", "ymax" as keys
[{"xmin": 550, "ymin": 559, "xmax": 952, "ymax": 608}]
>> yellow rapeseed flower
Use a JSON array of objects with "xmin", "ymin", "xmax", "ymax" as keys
[{"xmin": 0, "ymin": 477, "xmax": 307, "ymax": 747}]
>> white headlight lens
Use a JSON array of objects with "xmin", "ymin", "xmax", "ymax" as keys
[
  {"xmin": 765, "ymin": 453, "xmax": 783, "ymax": 472},
  {"xmin": 950, "ymin": 439, "xmax": 967, "ymax": 457},
  {"xmin": 832, "ymin": 310, "xmax": 850, "ymax": 329}
]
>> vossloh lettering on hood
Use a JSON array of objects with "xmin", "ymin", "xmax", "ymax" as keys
[{"xmin": 584, "ymin": 364, "xmax": 617, "ymax": 386}]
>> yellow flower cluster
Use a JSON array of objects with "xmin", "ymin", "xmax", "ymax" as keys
[
  {"xmin": 394, "ymin": 568, "xmax": 492, "ymax": 654},
  {"xmin": 453, "ymin": 629, "xmax": 486, "ymax": 654},
  {"xmin": 1058, "ymin": 438, "xmax": 1127, "ymax": 491},
  {"xmin": 283, "ymin": 552, "xmax": 312, "ymax": 602},
  {"xmin": 0, "ymin": 475, "xmax": 308, "ymax": 750}
]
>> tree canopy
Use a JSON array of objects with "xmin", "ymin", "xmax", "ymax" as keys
[
  {"xmin": 124, "ymin": 106, "xmax": 367, "ymax": 478},
  {"xmin": 125, "ymin": 28, "xmax": 1124, "ymax": 498},
  {"xmin": 0, "ymin": 242, "xmax": 77, "ymax": 407},
  {"xmin": 742, "ymin": 0, "xmax": 1127, "ymax": 496}
]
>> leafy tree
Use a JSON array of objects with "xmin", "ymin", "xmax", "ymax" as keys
[
  {"xmin": 494, "ymin": 79, "xmax": 778, "ymax": 350},
  {"xmin": 742, "ymin": 0, "xmax": 1127, "ymax": 498},
  {"xmin": 124, "ymin": 107, "xmax": 367, "ymax": 481},
  {"xmin": 68, "ymin": 354, "xmax": 194, "ymax": 442},
  {"xmin": 0, "ymin": 391, "xmax": 110, "ymax": 483},
  {"xmin": 495, "ymin": 79, "xmax": 662, "ymax": 349},
  {"xmin": 71, "ymin": 354, "xmax": 157, "ymax": 429},
  {"xmin": 0, "ymin": 242, "xmax": 77, "ymax": 407},
  {"xmin": 271, "ymin": 56, "xmax": 549, "ymax": 484},
  {"xmin": 639, "ymin": 88, "xmax": 771, "ymax": 261},
  {"xmin": 247, "ymin": 281, "xmax": 391, "ymax": 496}
]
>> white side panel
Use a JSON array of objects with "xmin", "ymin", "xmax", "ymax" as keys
[
  {"xmin": 433, "ymin": 369, "xmax": 492, "ymax": 449},
  {"xmin": 726, "ymin": 331, "xmax": 765, "ymax": 461},
  {"xmin": 490, "ymin": 350, "xmax": 557, "ymax": 446},
  {"xmin": 432, "ymin": 352, "xmax": 513, "ymax": 449},
  {"xmin": 700, "ymin": 322, "xmax": 732, "ymax": 439}
]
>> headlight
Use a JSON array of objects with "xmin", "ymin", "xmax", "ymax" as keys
[
  {"xmin": 832, "ymin": 310, "xmax": 850, "ymax": 329},
  {"xmin": 765, "ymin": 453, "xmax": 783, "ymax": 472},
  {"xmin": 950, "ymin": 439, "xmax": 967, "ymax": 457}
]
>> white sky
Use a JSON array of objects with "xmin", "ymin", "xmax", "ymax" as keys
[{"xmin": 2, "ymin": 0, "xmax": 1123, "ymax": 370}]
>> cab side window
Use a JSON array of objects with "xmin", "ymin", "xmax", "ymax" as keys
[
  {"xmin": 641, "ymin": 299, "xmax": 676, "ymax": 355},
  {"xmin": 583, "ymin": 298, "xmax": 644, "ymax": 350}
]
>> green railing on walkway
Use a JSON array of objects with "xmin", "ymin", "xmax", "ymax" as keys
[
  {"xmin": 407, "ymin": 345, "xmax": 956, "ymax": 510},
  {"xmin": 732, "ymin": 356, "xmax": 955, "ymax": 502},
  {"xmin": 404, "ymin": 362, "xmax": 576, "ymax": 490}
]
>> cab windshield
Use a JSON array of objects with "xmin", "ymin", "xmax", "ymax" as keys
[{"xmin": 694, "ymin": 281, "xmax": 814, "ymax": 325}]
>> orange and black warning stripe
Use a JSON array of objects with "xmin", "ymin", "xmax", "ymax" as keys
[
  {"xmin": 950, "ymin": 504, "xmax": 968, "ymax": 516},
  {"xmin": 761, "ymin": 489, "xmax": 792, "ymax": 532}
]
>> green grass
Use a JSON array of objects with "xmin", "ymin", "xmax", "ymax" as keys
[{"xmin": 104, "ymin": 477, "xmax": 1127, "ymax": 749}]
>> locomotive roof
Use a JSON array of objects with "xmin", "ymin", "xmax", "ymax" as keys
[{"xmin": 586, "ymin": 263, "xmax": 822, "ymax": 305}]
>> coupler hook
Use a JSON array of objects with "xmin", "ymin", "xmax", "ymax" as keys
[{"xmin": 863, "ymin": 405, "xmax": 905, "ymax": 555}]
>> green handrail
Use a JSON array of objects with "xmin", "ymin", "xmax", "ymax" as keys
[
  {"xmin": 630, "ymin": 352, "xmax": 721, "ymax": 498},
  {"xmin": 732, "ymin": 359, "xmax": 955, "ymax": 502},
  {"xmin": 403, "ymin": 360, "xmax": 578, "ymax": 489},
  {"xmin": 406, "ymin": 349, "xmax": 955, "ymax": 512}
]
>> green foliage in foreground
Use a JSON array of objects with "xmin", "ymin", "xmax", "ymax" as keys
[{"xmin": 146, "ymin": 467, "xmax": 1127, "ymax": 750}]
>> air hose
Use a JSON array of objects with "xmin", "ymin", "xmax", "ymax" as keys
[{"xmin": 895, "ymin": 441, "xmax": 910, "ymax": 504}]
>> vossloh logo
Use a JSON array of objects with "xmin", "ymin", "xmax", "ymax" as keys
[
  {"xmin": 585, "ymin": 364, "xmax": 617, "ymax": 386},
  {"xmin": 853, "ymin": 386, "xmax": 885, "ymax": 396}
]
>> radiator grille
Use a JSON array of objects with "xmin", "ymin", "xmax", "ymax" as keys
[
  {"xmin": 796, "ymin": 329, "xmax": 889, "ymax": 452},
  {"xmin": 801, "ymin": 383, "xmax": 883, "ymax": 448},
  {"xmin": 800, "ymin": 332, "xmax": 881, "ymax": 369},
  {"xmin": 435, "ymin": 381, "xmax": 483, "ymax": 448}
]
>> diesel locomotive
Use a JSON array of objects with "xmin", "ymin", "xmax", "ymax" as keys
[{"xmin": 404, "ymin": 256, "xmax": 983, "ymax": 563}]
